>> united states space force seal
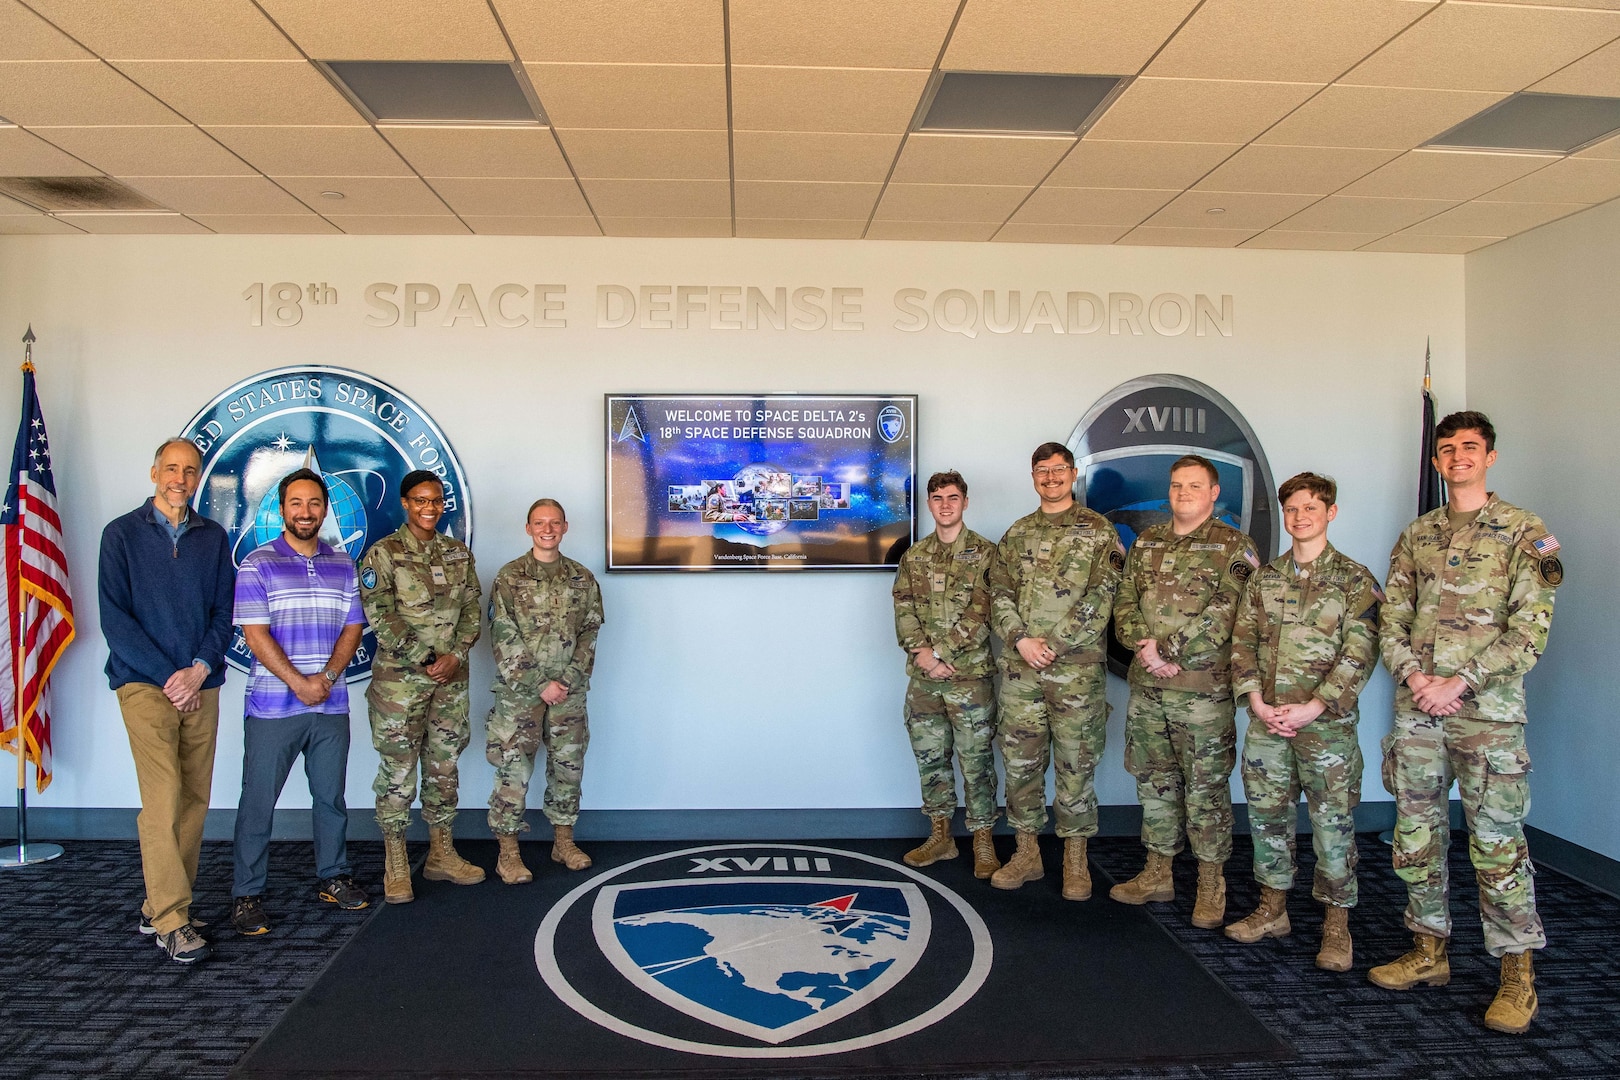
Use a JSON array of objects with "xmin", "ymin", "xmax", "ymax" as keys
[
  {"xmin": 180, "ymin": 365, "xmax": 472, "ymax": 680},
  {"xmin": 536, "ymin": 844, "xmax": 991, "ymax": 1058}
]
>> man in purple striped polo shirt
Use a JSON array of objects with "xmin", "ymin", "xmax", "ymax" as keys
[{"xmin": 229, "ymin": 468, "xmax": 369, "ymax": 938}]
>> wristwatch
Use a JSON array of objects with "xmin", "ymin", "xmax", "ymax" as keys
[{"xmin": 323, "ymin": 668, "xmax": 340, "ymax": 683}]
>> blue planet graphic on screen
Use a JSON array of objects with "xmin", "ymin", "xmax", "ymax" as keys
[
  {"xmin": 251, "ymin": 470, "xmax": 368, "ymax": 554},
  {"xmin": 731, "ymin": 463, "xmax": 791, "ymax": 537}
]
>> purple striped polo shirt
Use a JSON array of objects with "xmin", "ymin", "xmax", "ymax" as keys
[{"xmin": 233, "ymin": 536, "xmax": 366, "ymax": 719}]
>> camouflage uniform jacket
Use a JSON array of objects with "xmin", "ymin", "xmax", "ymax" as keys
[
  {"xmin": 1379, "ymin": 494, "xmax": 1560, "ymax": 724},
  {"xmin": 1114, "ymin": 517, "xmax": 1259, "ymax": 692},
  {"xmin": 490, "ymin": 552, "xmax": 604, "ymax": 694},
  {"xmin": 892, "ymin": 528, "xmax": 996, "ymax": 680},
  {"xmin": 990, "ymin": 503, "xmax": 1123, "ymax": 664},
  {"xmin": 1231, "ymin": 541, "xmax": 1381, "ymax": 717},
  {"xmin": 359, "ymin": 524, "xmax": 481, "ymax": 673}
]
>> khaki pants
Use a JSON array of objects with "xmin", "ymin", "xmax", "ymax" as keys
[{"xmin": 118, "ymin": 683, "xmax": 219, "ymax": 935}]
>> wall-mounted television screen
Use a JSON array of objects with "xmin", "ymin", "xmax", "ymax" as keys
[{"xmin": 605, "ymin": 394, "xmax": 916, "ymax": 571}]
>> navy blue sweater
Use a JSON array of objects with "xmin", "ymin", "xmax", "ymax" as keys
[{"xmin": 98, "ymin": 500, "xmax": 235, "ymax": 691}]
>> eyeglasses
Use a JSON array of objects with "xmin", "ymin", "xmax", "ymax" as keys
[
  {"xmin": 1032, "ymin": 466, "xmax": 1074, "ymax": 478},
  {"xmin": 407, "ymin": 496, "xmax": 446, "ymax": 508}
]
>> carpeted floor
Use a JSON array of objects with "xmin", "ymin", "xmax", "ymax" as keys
[{"xmin": 1, "ymin": 834, "xmax": 1617, "ymax": 1080}]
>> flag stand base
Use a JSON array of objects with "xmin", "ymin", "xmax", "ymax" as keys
[{"xmin": 1, "ymin": 841, "xmax": 64, "ymax": 866}]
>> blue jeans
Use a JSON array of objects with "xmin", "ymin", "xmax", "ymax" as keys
[{"xmin": 232, "ymin": 712, "xmax": 353, "ymax": 897}]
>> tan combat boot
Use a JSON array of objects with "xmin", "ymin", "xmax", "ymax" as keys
[
  {"xmin": 1110, "ymin": 850, "xmax": 1174, "ymax": 904},
  {"xmin": 496, "ymin": 833, "xmax": 533, "ymax": 885},
  {"xmin": 990, "ymin": 831, "xmax": 1044, "ymax": 890},
  {"xmin": 1368, "ymin": 933, "xmax": 1450, "ymax": 989},
  {"xmin": 1484, "ymin": 951, "xmax": 1538, "ymax": 1034},
  {"xmin": 903, "ymin": 816, "xmax": 958, "ymax": 868},
  {"xmin": 1316, "ymin": 905, "xmax": 1352, "ymax": 972},
  {"xmin": 381, "ymin": 830, "xmax": 414, "ymax": 905},
  {"xmin": 423, "ymin": 826, "xmax": 486, "ymax": 885},
  {"xmin": 1191, "ymin": 860, "xmax": 1227, "ymax": 929},
  {"xmin": 1061, "ymin": 837, "xmax": 1092, "ymax": 900},
  {"xmin": 1225, "ymin": 885, "xmax": 1289, "ymax": 942},
  {"xmin": 551, "ymin": 825, "xmax": 592, "ymax": 871},
  {"xmin": 971, "ymin": 828, "xmax": 1001, "ymax": 880}
]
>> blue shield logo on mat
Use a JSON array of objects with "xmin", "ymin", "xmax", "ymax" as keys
[{"xmin": 594, "ymin": 878, "xmax": 929, "ymax": 1045}]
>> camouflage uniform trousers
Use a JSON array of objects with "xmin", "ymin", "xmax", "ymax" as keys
[
  {"xmin": 1125, "ymin": 685, "xmax": 1236, "ymax": 863},
  {"xmin": 1382, "ymin": 711, "xmax": 1544, "ymax": 956},
  {"xmin": 367, "ymin": 669, "xmax": 470, "ymax": 833},
  {"xmin": 485, "ymin": 685, "xmax": 589, "ymax": 834},
  {"xmin": 903, "ymin": 676, "xmax": 998, "ymax": 832},
  {"xmin": 1240, "ymin": 712, "xmax": 1363, "ymax": 907},
  {"xmin": 998, "ymin": 658, "xmax": 1107, "ymax": 838}
]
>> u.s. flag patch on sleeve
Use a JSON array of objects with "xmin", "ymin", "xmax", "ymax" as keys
[{"xmin": 1533, "ymin": 534, "xmax": 1560, "ymax": 555}]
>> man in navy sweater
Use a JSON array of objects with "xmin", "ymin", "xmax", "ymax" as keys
[{"xmin": 98, "ymin": 438, "xmax": 235, "ymax": 965}]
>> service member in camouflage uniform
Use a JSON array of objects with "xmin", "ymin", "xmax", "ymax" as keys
[
  {"xmin": 1227, "ymin": 472, "xmax": 1380, "ymax": 971},
  {"xmin": 1371, "ymin": 411, "xmax": 1560, "ymax": 1035},
  {"xmin": 360, "ymin": 471, "xmax": 484, "ymax": 904},
  {"xmin": 988, "ymin": 442, "xmax": 1123, "ymax": 899},
  {"xmin": 892, "ymin": 470, "xmax": 1001, "ymax": 879},
  {"xmin": 1111, "ymin": 454, "xmax": 1259, "ymax": 928},
  {"xmin": 485, "ymin": 499, "xmax": 604, "ymax": 884}
]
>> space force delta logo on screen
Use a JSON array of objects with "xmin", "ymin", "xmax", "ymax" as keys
[
  {"xmin": 537, "ymin": 845, "xmax": 991, "ymax": 1058},
  {"xmin": 180, "ymin": 365, "xmax": 472, "ymax": 680}
]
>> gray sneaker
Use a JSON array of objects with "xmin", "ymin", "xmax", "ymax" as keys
[
  {"xmin": 139, "ymin": 911, "xmax": 207, "ymax": 937},
  {"xmin": 156, "ymin": 923, "xmax": 210, "ymax": 964}
]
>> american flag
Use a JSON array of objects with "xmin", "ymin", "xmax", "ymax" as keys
[{"xmin": 0, "ymin": 358, "xmax": 75, "ymax": 793}]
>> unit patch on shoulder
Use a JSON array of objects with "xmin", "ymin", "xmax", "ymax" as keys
[
  {"xmin": 361, "ymin": 567, "xmax": 377, "ymax": 590},
  {"xmin": 1538, "ymin": 556, "xmax": 1563, "ymax": 587},
  {"xmin": 1109, "ymin": 549, "xmax": 1125, "ymax": 573},
  {"xmin": 1229, "ymin": 559, "xmax": 1254, "ymax": 583}
]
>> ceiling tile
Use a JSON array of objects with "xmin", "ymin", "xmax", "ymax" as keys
[
  {"xmin": 944, "ymin": 0, "xmax": 1199, "ymax": 76},
  {"xmin": 1240, "ymin": 229, "xmax": 1387, "ymax": 250},
  {"xmin": 1341, "ymin": 3, "xmax": 1620, "ymax": 92},
  {"xmin": 206, "ymin": 126, "xmax": 408, "ymax": 175},
  {"xmin": 33, "ymin": 126, "xmax": 254, "ymax": 175},
  {"xmin": 114, "ymin": 61, "xmax": 361, "ymax": 125},
  {"xmin": 54, "ymin": 212, "xmax": 209, "ymax": 233},
  {"xmin": 1337, "ymin": 150, "xmax": 1556, "ymax": 201},
  {"xmin": 0, "ymin": 215, "xmax": 84, "ymax": 233},
  {"xmin": 0, "ymin": 61, "xmax": 181, "ymax": 125},
  {"xmin": 1575, "ymin": 130, "xmax": 1620, "ymax": 158},
  {"xmin": 580, "ymin": 178, "xmax": 731, "ymax": 217},
  {"xmin": 731, "ymin": 66, "xmax": 929, "ymax": 134},
  {"xmin": 1145, "ymin": 189, "xmax": 1318, "ymax": 229},
  {"xmin": 22, "ymin": 0, "xmax": 300, "ymax": 59},
  {"xmin": 273, "ymin": 175, "xmax": 453, "ymax": 215},
  {"xmin": 993, "ymin": 222, "xmax": 1133, "ymax": 244},
  {"xmin": 255, "ymin": 0, "xmax": 512, "ymax": 62},
  {"xmin": 1196, "ymin": 144, "xmax": 1399, "ymax": 194},
  {"xmin": 325, "ymin": 214, "xmax": 470, "ymax": 234},
  {"xmin": 867, "ymin": 220, "xmax": 1001, "ymax": 241},
  {"xmin": 1085, "ymin": 78, "xmax": 1321, "ymax": 144},
  {"xmin": 1276, "ymin": 194, "xmax": 1457, "ymax": 232},
  {"xmin": 382, "ymin": 126, "xmax": 569, "ymax": 178},
  {"xmin": 1146, "ymin": 0, "xmax": 1435, "ymax": 82},
  {"xmin": 1484, "ymin": 155, "xmax": 1620, "ymax": 201},
  {"xmin": 190, "ymin": 213, "xmax": 340, "ymax": 233},
  {"xmin": 0, "ymin": 1, "xmax": 92, "ymax": 59},
  {"xmin": 0, "ymin": 126, "xmax": 100, "ymax": 174},
  {"xmin": 1046, "ymin": 139, "xmax": 1239, "ymax": 187},
  {"xmin": 1257, "ymin": 85, "xmax": 1510, "ymax": 149},
  {"xmin": 734, "ymin": 181, "xmax": 881, "ymax": 219},
  {"xmin": 1532, "ymin": 37, "xmax": 1620, "ymax": 96},
  {"xmin": 736, "ymin": 218, "xmax": 867, "ymax": 239},
  {"xmin": 556, "ymin": 129, "xmax": 729, "ymax": 180},
  {"xmin": 1402, "ymin": 199, "xmax": 1589, "ymax": 235},
  {"xmin": 733, "ymin": 131, "xmax": 902, "ymax": 182},
  {"xmin": 1012, "ymin": 186, "xmax": 1176, "ymax": 225},
  {"xmin": 429, "ymin": 177, "xmax": 590, "ymax": 216},
  {"xmin": 1360, "ymin": 232, "xmax": 1503, "ymax": 253},
  {"xmin": 1117, "ymin": 225, "xmax": 1259, "ymax": 246},
  {"xmin": 121, "ymin": 175, "xmax": 309, "ymax": 214},
  {"xmin": 0, "ymin": 191, "xmax": 41, "ymax": 213},
  {"xmin": 597, "ymin": 216, "xmax": 731, "ymax": 237},
  {"xmin": 493, "ymin": 1, "xmax": 723, "ymax": 64},
  {"xmin": 1469, "ymin": 0, "xmax": 1620, "ymax": 8},
  {"xmin": 460, "ymin": 215, "xmax": 601, "ymax": 235},
  {"xmin": 729, "ymin": 0, "xmax": 959, "ymax": 68},
  {"xmin": 873, "ymin": 183, "xmax": 1030, "ymax": 221},
  {"xmin": 525, "ymin": 64, "xmax": 726, "ymax": 129},
  {"xmin": 890, "ymin": 134, "xmax": 1073, "ymax": 186}
]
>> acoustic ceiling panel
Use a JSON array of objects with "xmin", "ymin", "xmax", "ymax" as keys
[
  {"xmin": 428, "ymin": 177, "xmax": 590, "ymax": 217},
  {"xmin": 0, "ymin": 126, "xmax": 102, "ymax": 175},
  {"xmin": 33, "ymin": 125, "xmax": 255, "ymax": 176},
  {"xmin": 22, "ymin": 0, "xmax": 300, "ymax": 60},
  {"xmin": 733, "ymin": 180, "xmax": 882, "ymax": 219},
  {"xmin": 1240, "ymin": 229, "xmax": 1387, "ymax": 250},
  {"xmin": 1195, "ymin": 144, "xmax": 1400, "ymax": 194},
  {"xmin": 993, "ymin": 222, "xmax": 1134, "ymax": 244},
  {"xmin": 873, "ymin": 182, "xmax": 1032, "ymax": 221},
  {"xmin": 1144, "ymin": 0, "xmax": 1435, "ymax": 83},
  {"xmin": 1256, "ymin": 85, "xmax": 1511, "ymax": 150},
  {"xmin": 732, "ymin": 131, "xmax": 902, "ymax": 182},
  {"xmin": 55, "ymin": 212, "xmax": 208, "ymax": 232},
  {"xmin": 1045, "ymin": 140, "xmax": 1240, "ymax": 188},
  {"xmin": 867, "ymin": 219, "xmax": 1002, "ymax": 241},
  {"xmin": 730, "ymin": 66, "xmax": 930, "ymax": 134},
  {"xmin": 890, "ymin": 133, "xmax": 1073, "ymax": 186},
  {"xmin": 205, "ymin": 126, "xmax": 410, "ymax": 176},
  {"xmin": 121, "ymin": 175, "xmax": 309, "ymax": 214},
  {"xmin": 1402, "ymin": 198, "xmax": 1590, "ymax": 235},
  {"xmin": 0, "ymin": 0, "xmax": 94, "ymax": 60},
  {"xmin": 736, "ymin": 218, "xmax": 867, "ymax": 239},
  {"xmin": 460, "ymin": 215, "xmax": 601, "ymax": 235},
  {"xmin": 382, "ymin": 126, "xmax": 570, "ymax": 179},
  {"xmin": 1361, "ymin": 231, "xmax": 1504, "ymax": 252},
  {"xmin": 1118, "ymin": 225, "xmax": 1258, "ymax": 246},
  {"xmin": 1085, "ymin": 78, "xmax": 1320, "ymax": 144},
  {"xmin": 1483, "ymin": 154, "xmax": 1620, "ymax": 201},
  {"xmin": 191, "ymin": 213, "xmax": 340, "ymax": 233},
  {"xmin": 1276, "ymin": 194, "xmax": 1458, "ymax": 232},
  {"xmin": 943, "ymin": 0, "xmax": 1200, "ymax": 76},
  {"xmin": 1010, "ymin": 185, "xmax": 1177, "ymax": 226},
  {"xmin": 256, "ymin": 0, "xmax": 512, "ymax": 62},
  {"xmin": 0, "ymin": 60, "xmax": 182, "ymax": 125},
  {"xmin": 596, "ymin": 215, "xmax": 731, "ymax": 237},
  {"xmin": 728, "ymin": 0, "xmax": 959, "ymax": 69},
  {"xmin": 1339, "ymin": 148, "xmax": 1554, "ymax": 201},
  {"xmin": 117, "ymin": 61, "xmax": 362, "ymax": 125},
  {"xmin": 524, "ymin": 64, "xmax": 726, "ymax": 129},
  {"xmin": 579, "ymin": 178, "xmax": 731, "ymax": 217},
  {"xmin": 323, "ymin": 214, "xmax": 470, "ymax": 233},
  {"xmin": 273, "ymin": 175, "xmax": 454, "ymax": 215},
  {"xmin": 556, "ymin": 129, "xmax": 731, "ymax": 180},
  {"xmin": 492, "ymin": 0, "xmax": 724, "ymax": 65},
  {"xmin": 1145, "ymin": 189, "xmax": 1319, "ymax": 230},
  {"xmin": 1531, "ymin": 37, "xmax": 1620, "ymax": 97}
]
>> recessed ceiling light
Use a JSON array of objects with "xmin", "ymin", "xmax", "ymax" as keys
[
  {"xmin": 918, "ymin": 72, "xmax": 1125, "ymax": 135},
  {"xmin": 1426, "ymin": 92, "xmax": 1620, "ymax": 154},
  {"xmin": 321, "ymin": 61, "xmax": 543, "ymax": 125},
  {"xmin": 1205, "ymin": 207, "xmax": 1226, "ymax": 215},
  {"xmin": 320, "ymin": 191, "xmax": 345, "ymax": 200}
]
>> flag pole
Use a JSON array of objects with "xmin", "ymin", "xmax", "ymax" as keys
[{"xmin": 2, "ymin": 327, "xmax": 63, "ymax": 868}]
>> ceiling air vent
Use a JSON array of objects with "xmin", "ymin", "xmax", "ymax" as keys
[
  {"xmin": 0, "ymin": 176, "xmax": 167, "ymax": 213},
  {"xmin": 322, "ymin": 61, "xmax": 544, "ymax": 125},
  {"xmin": 918, "ymin": 72, "xmax": 1125, "ymax": 135},
  {"xmin": 1427, "ymin": 92, "xmax": 1620, "ymax": 154}
]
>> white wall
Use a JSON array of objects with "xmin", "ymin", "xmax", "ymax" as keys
[
  {"xmin": 1467, "ymin": 204, "xmax": 1620, "ymax": 863},
  {"xmin": 0, "ymin": 234, "xmax": 1463, "ymax": 819}
]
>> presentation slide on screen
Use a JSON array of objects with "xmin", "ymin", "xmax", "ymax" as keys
[{"xmin": 605, "ymin": 394, "xmax": 916, "ymax": 571}]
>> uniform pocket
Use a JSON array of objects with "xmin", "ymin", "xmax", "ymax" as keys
[
  {"xmin": 1380, "ymin": 732, "xmax": 1397, "ymax": 795},
  {"xmin": 1481, "ymin": 743, "xmax": 1531, "ymax": 821}
]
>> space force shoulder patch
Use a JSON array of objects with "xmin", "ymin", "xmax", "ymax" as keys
[
  {"xmin": 360, "ymin": 566, "xmax": 378, "ymax": 590},
  {"xmin": 1537, "ymin": 556, "xmax": 1563, "ymax": 587}
]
